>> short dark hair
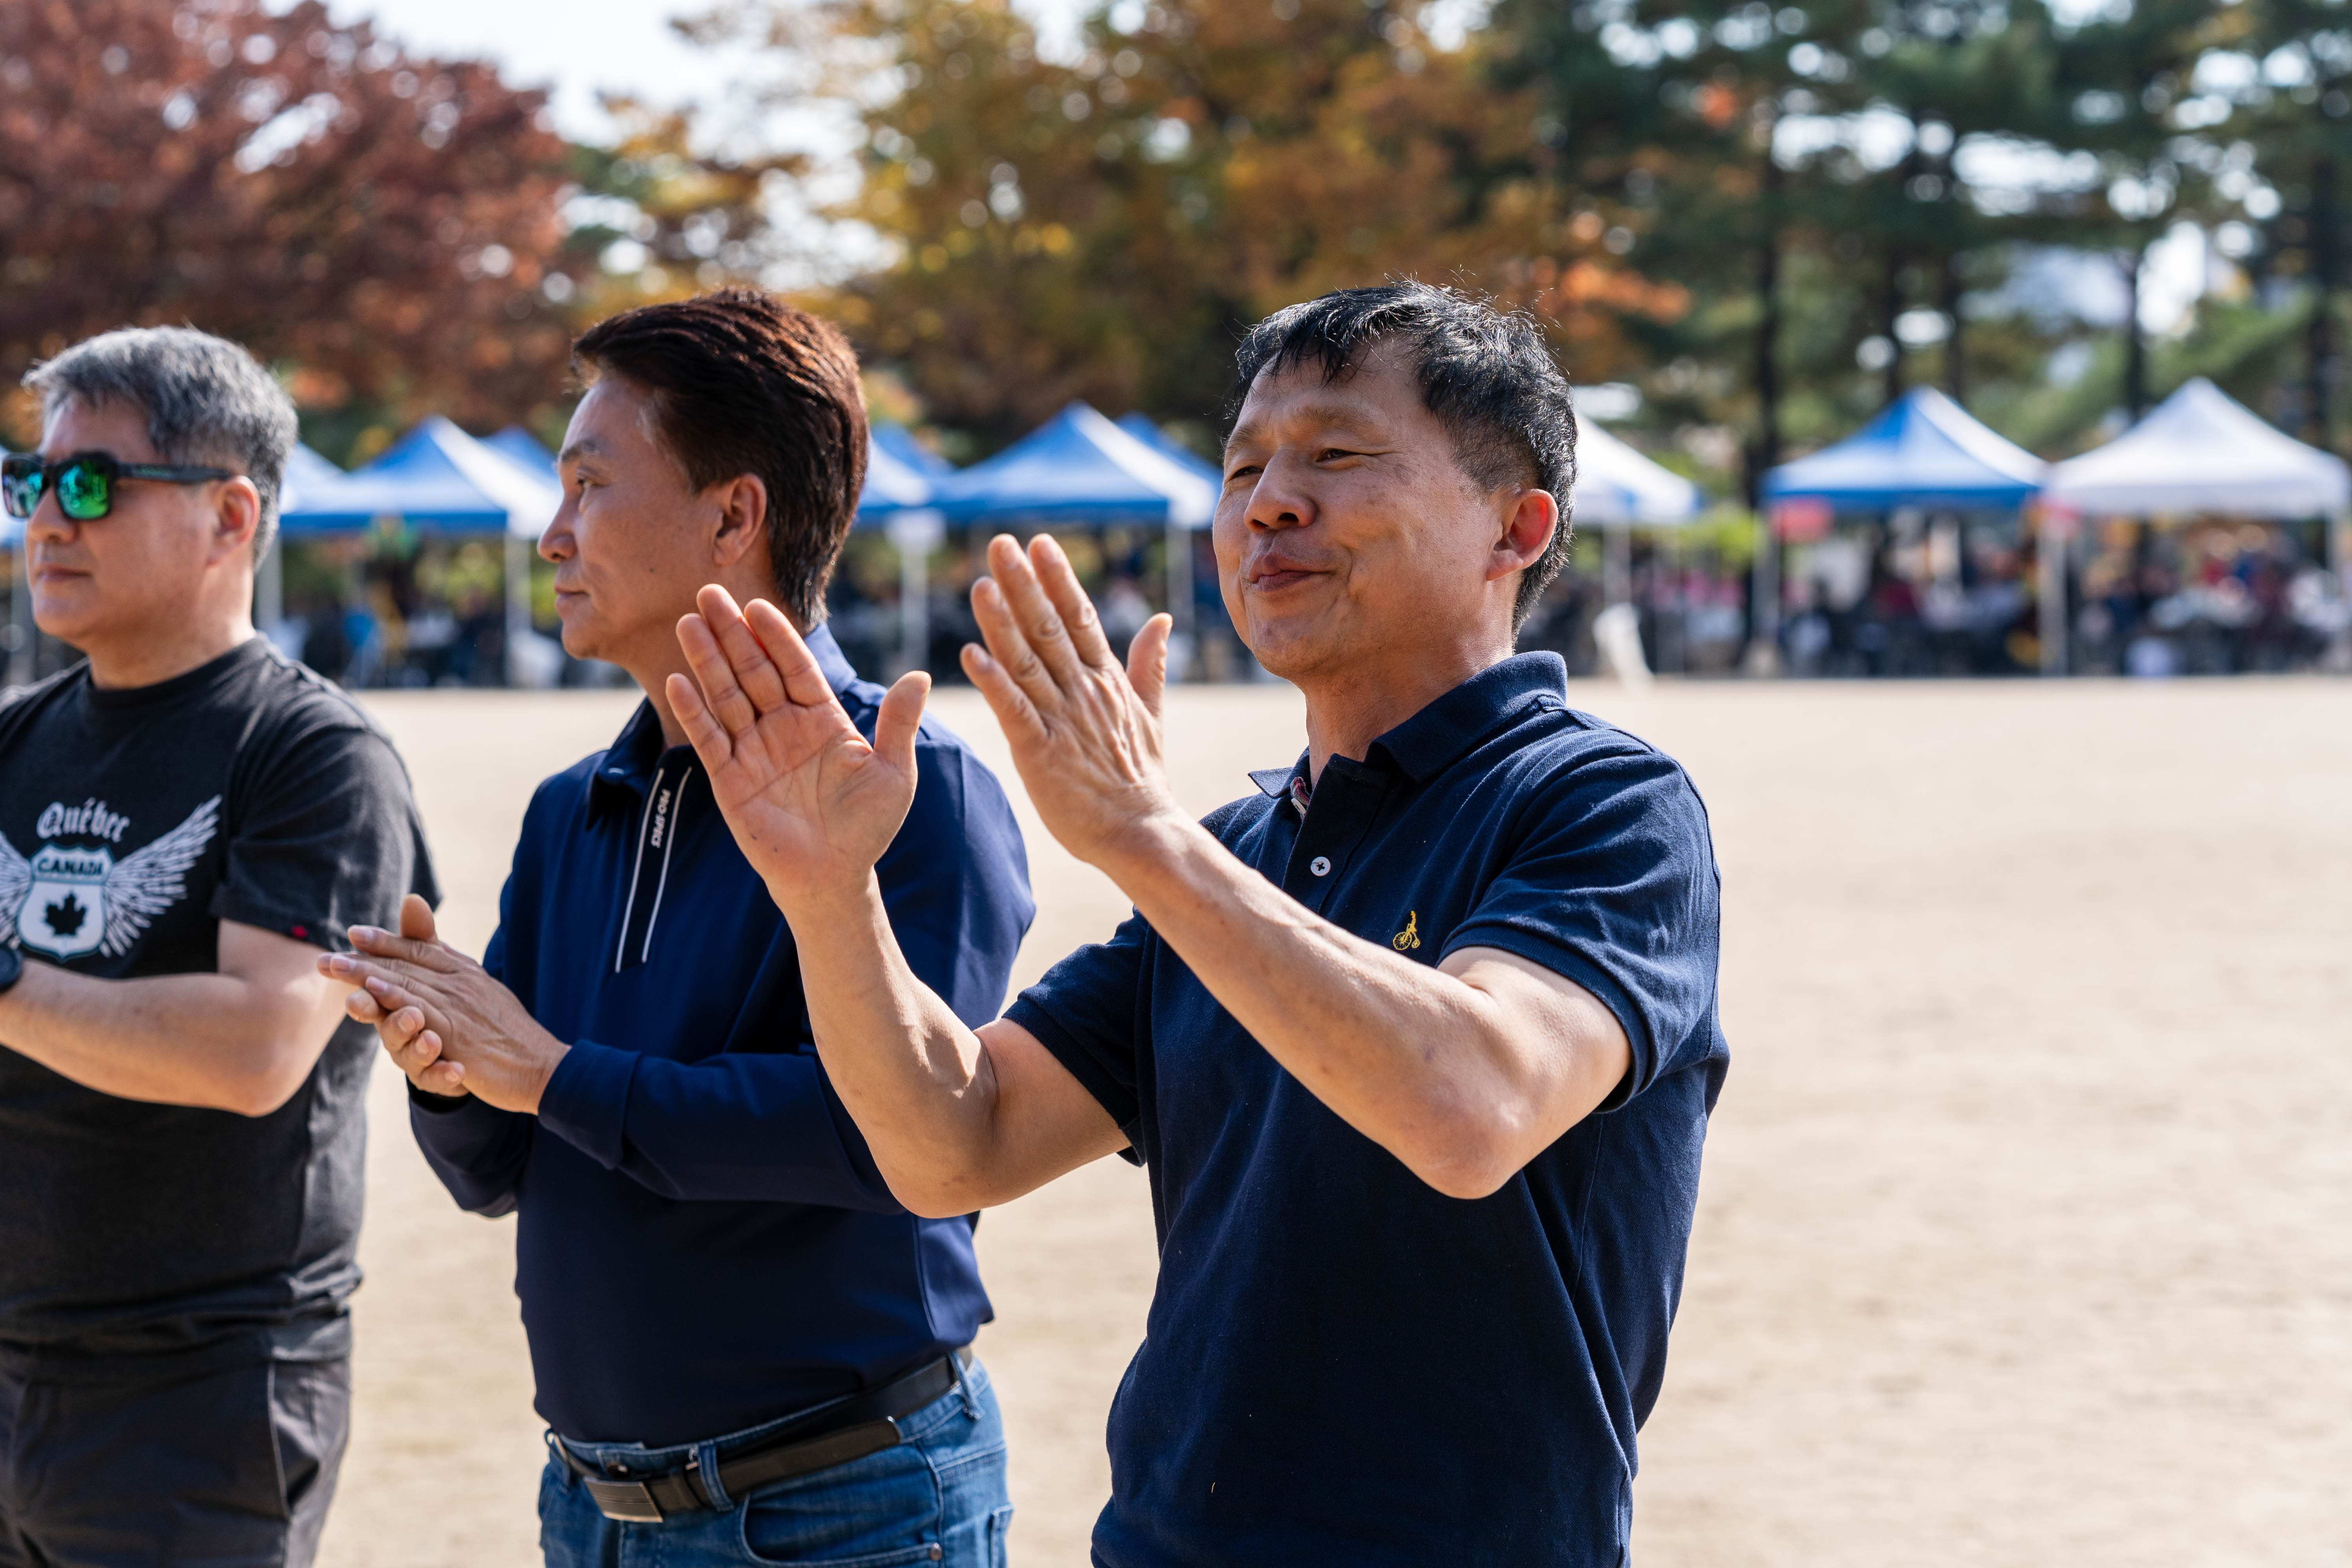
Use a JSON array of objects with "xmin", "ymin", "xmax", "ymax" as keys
[
  {"xmin": 26, "ymin": 326, "xmax": 297, "ymax": 564},
  {"xmin": 1225, "ymin": 281, "xmax": 1577, "ymax": 632},
  {"xmin": 573, "ymin": 289, "xmax": 867, "ymax": 626}
]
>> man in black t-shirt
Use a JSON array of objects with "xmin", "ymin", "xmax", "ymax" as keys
[{"xmin": 0, "ymin": 327, "xmax": 436, "ymax": 1566}]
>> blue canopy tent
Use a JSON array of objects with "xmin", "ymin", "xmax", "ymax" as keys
[
  {"xmin": 1761, "ymin": 387, "xmax": 2044, "ymax": 511},
  {"xmin": 485, "ymin": 425, "xmax": 559, "ymax": 478},
  {"xmin": 1116, "ymin": 412, "xmax": 1223, "ymax": 486},
  {"xmin": 1758, "ymin": 387, "xmax": 2047, "ymax": 671},
  {"xmin": 857, "ymin": 431, "xmax": 953, "ymax": 675},
  {"xmin": 924, "ymin": 402, "xmax": 1218, "ymax": 676},
  {"xmin": 277, "ymin": 416, "xmax": 562, "ymax": 685},
  {"xmin": 873, "ymin": 423, "xmax": 953, "ymax": 478}
]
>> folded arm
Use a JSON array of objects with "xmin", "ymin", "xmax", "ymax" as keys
[{"xmin": 0, "ymin": 921, "xmax": 350, "ymax": 1116}]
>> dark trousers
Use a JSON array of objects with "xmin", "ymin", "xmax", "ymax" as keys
[{"xmin": 0, "ymin": 1356, "xmax": 348, "ymax": 1568}]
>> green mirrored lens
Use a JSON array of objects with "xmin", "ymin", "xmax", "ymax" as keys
[
  {"xmin": 0, "ymin": 466, "xmax": 36, "ymax": 520},
  {"xmin": 56, "ymin": 461, "xmax": 110, "ymax": 521}
]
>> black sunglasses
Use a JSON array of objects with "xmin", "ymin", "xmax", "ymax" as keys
[{"xmin": 1, "ymin": 450, "xmax": 237, "ymax": 522}]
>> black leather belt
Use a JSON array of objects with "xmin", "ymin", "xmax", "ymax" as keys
[{"xmin": 559, "ymin": 1348, "xmax": 973, "ymax": 1523}]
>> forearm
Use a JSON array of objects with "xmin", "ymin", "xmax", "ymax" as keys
[
  {"xmin": 779, "ymin": 875, "xmax": 1013, "ymax": 1213},
  {"xmin": 539, "ymin": 1042, "xmax": 902, "ymax": 1210},
  {"xmin": 1101, "ymin": 816, "xmax": 1576, "ymax": 1191},
  {"xmin": 0, "ymin": 961, "xmax": 321, "ymax": 1115}
]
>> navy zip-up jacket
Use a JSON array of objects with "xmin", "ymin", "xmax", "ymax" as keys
[{"xmin": 409, "ymin": 626, "xmax": 1033, "ymax": 1446}]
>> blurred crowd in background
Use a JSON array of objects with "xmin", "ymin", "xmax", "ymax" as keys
[{"xmin": 5, "ymin": 0, "xmax": 2352, "ymax": 686}]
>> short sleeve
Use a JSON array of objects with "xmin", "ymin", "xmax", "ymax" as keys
[
  {"xmin": 1003, "ymin": 911, "xmax": 1152, "ymax": 1148},
  {"xmin": 211, "ymin": 721, "xmax": 438, "ymax": 950},
  {"xmin": 1442, "ymin": 744, "xmax": 1720, "ymax": 1109}
]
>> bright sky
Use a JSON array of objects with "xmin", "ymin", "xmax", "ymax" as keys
[
  {"xmin": 318, "ymin": 0, "xmax": 1087, "ymax": 137},
  {"xmin": 337, "ymin": 0, "xmax": 2204, "ymax": 333}
]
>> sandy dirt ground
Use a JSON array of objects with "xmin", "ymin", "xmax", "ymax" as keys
[{"xmin": 315, "ymin": 677, "xmax": 2352, "ymax": 1566}]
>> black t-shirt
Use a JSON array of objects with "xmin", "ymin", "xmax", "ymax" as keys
[{"xmin": 0, "ymin": 638, "xmax": 437, "ymax": 1377}]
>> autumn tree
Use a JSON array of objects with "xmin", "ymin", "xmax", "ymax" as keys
[
  {"xmin": 700, "ymin": 0, "xmax": 1684, "ymax": 443},
  {"xmin": 0, "ymin": 0, "xmax": 581, "ymax": 447}
]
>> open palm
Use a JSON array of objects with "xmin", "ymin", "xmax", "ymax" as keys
[{"xmin": 670, "ymin": 585, "xmax": 929, "ymax": 901}]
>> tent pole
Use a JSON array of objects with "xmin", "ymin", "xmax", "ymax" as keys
[
  {"xmin": 2036, "ymin": 506, "xmax": 2069, "ymax": 677},
  {"xmin": 256, "ymin": 535, "xmax": 284, "ymax": 633},
  {"xmin": 1751, "ymin": 513, "xmax": 1781, "ymax": 673},
  {"xmin": 505, "ymin": 532, "xmax": 531, "ymax": 688},
  {"xmin": 899, "ymin": 534, "xmax": 931, "ymax": 676},
  {"xmin": 1166, "ymin": 519, "xmax": 1193, "ymax": 683},
  {"xmin": 1603, "ymin": 523, "xmax": 1631, "ymax": 606},
  {"xmin": 886, "ymin": 510, "xmax": 946, "ymax": 677}
]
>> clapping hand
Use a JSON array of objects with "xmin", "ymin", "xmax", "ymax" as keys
[
  {"xmin": 960, "ymin": 534, "xmax": 1183, "ymax": 872},
  {"xmin": 669, "ymin": 585, "xmax": 931, "ymax": 912},
  {"xmin": 319, "ymin": 893, "xmax": 568, "ymax": 1114}
]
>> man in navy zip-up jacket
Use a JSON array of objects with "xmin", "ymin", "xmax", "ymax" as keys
[{"xmin": 324, "ymin": 293, "xmax": 1032, "ymax": 1566}]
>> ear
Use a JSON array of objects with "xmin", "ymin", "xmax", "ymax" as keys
[
  {"xmin": 212, "ymin": 476, "xmax": 264, "ymax": 565},
  {"xmin": 1487, "ymin": 488, "xmax": 1558, "ymax": 583},
  {"xmin": 709, "ymin": 473, "xmax": 769, "ymax": 574}
]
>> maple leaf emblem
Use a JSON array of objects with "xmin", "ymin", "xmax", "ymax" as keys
[{"xmin": 45, "ymin": 891, "xmax": 87, "ymax": 937}]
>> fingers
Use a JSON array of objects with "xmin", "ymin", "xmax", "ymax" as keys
[
  {"xmin": 677, "ymin": 594, "xmax": 760, "ymax": 743},
  {"xmin": 395, "ymin": 1027, "xmax": 465, "ymax": 1098},
  {"xmin": 874, "ymin": 670, "xmax": 931, "ymax": 782},
  {"xmin": 342, "ymin": 986, "xmax": 386, "ymax": 1025},
  {"xmin": 1127, "ymin": 613, "xmax": 1173, "ymax": 719},
  {"xmin": 1029, "ymin": 534, "xmax": 1114, "ymax": 670},
  {"xmin": 971, "ymin": 561, "xmax": 1059, "ymax": 716},
  {"xmin": 398, "ymin": 893, "xmax": 436, "ymax": 943},
  {"xmin": 982, "ymin": 534, "xmax": 1087, "ymax": 692},
  {"xmin": 961, "ymin": 639, "xmax": 1048, "ymax": 747},
  {"xmin": 740, "ymin": 597, "xmax": 838, "ymax": 711},
  {"xmin": 699, "ymin": 584, "xmax": 797, "ymax": 721},
  {"xmin": 343, "ymin": 922, "xmax": 459, "ymax": 973},
  {"xmin": 666, "ymin": 671, "xmax": 735, "ymax": 773}
]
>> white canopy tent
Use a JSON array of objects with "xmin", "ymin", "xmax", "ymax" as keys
[
  {"xmin": 2042, "ymin": 378, "xmax": 2352, "ymax": 673},
  {"xmin": 1571, "ymin": 418, "xmax": 1706, "ymax": 608},
  {"xmin": 2044, "ymin": 377, "xmax": 2352, "ymax": 521}
]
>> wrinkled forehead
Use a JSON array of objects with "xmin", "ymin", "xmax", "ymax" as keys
[{"xmin": 1226, "ymin": 339, "xmax": 1426, "ymax": 452}]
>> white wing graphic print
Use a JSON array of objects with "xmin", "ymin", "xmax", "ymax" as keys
[
  {"xmin": 0, "ymin": 831, "xmax": 27, "ymax": 947},
  {"xmin": 100, "ymin": 796, "xmax": 221, "ymax": 957}
]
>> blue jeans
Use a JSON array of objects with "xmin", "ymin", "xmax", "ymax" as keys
[{"xmin": 540, "ymin": 1358, "xmax": 1011, "ymax": 1567}]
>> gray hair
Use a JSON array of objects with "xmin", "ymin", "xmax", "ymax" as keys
[{"xmin": 24, "ymin": 326, "xmax": 298, "ymax": 563}]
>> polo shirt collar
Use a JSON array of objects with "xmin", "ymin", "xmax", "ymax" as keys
[
  {"xmin": 588, "ymin": 621, "xmax": 859, "ymax": 822},
  {"xmin": 1247, "ymin": 651, "xmax": 1568, "ymax": 802}
]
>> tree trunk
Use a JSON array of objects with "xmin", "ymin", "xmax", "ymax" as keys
[
  {"xmin": 2309, "ymin": 153, "xmax": 2340, "ymax": 452},
  {"xmin": 1881, "ymin": 248, "xmax": 1906, "ymax": 405},
  {"xmin": 1747, "ymin": 142, "xmax": 1784, "ymax": 509},
  {"xmin": 2121, "ymin": 242, "xmax": 2149, "ymax": 420},
  {"xmin": 1940, "ymin": 250, "xmax": 1965, "ymax": 403}
]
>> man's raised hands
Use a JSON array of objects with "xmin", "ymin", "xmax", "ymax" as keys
[
  {"xmin": 961, "ymin": 533, "xmax": 1183, "ymax": 872},
  {"xmin": 669, "ymin": 585, "xmax": 931, "ymax": 909}
]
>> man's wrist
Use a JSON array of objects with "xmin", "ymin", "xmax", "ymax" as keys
[
  {"xmin": 1090, "ymin": 806, "xmax": 1206, "ymax": 894},
  {"xmin": 764, "ymin": 867, "xmax": 884, "ymax": 930},
  {"xmin": 519, "ymin": 1035, "xmax": 570, "ymax": 1118}
]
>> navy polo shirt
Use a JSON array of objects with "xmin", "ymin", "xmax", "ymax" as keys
[
  {"xmin": 409, "ymin": 625, "xmax": 1033, "ymax": 1446},
  {"xmin": 1005, "ymin": 652, "xmax": 1727, "ymax": 1568}
]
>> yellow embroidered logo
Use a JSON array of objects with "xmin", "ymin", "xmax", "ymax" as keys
[{"xmin": 1392, "ymin": 911, "xmax": 1421, "ymax": 952}]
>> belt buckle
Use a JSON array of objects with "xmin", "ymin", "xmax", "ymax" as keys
[{"xmin": 581, "ymin": 1475, "xmax": 666, "ymax": 1523}]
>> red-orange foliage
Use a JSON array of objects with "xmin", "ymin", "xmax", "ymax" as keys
[{"xmin": 0, "ymin": 0, "xmax": 580, "ymax": 435}]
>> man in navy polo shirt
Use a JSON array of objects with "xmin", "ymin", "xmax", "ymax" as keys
[
  {"xmin": 323, "ymin": 292, "xmax": 1031, "ymax": 1564},
  {"xmin": 666, "ymin": 281, "xmax": 1725, "ymax": 1565}
]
